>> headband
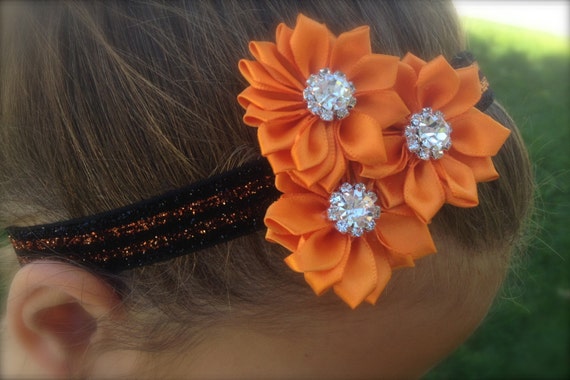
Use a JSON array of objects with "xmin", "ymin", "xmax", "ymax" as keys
[
  {"xmin": 8, "ymin": 160, "xmax": 279, "ymax": 271},
  {"xmin": 7, "ymin": 14, "xmax": 509, "ymax": 308}
]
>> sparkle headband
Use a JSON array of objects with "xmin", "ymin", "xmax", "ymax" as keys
[
  {"xmin": 7, "ymin": 160, "xmax": 279, "ymax": 272},
  {"xmin": 7, "ymin": 14, "xmax": 509, "ymax": 308}
]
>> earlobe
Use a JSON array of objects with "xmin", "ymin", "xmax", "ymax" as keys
[{"xmin": 5, "ymin": 261, "xmax": 123, "ymax": 377}]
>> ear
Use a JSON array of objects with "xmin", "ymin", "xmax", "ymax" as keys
[{"xmin": 5, "ymin": 261, "xmax": 123, "ymax": 377}]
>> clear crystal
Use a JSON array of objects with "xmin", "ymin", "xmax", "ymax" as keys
[
  {"xmin": 408, "ymin": 141, "xmax": 420, "ymax": 151},
  {"xmin": 337, "ymin": 220, "xmax": 349, "ymax": 234},
  {"xmin": 327, "ymin": 182, "xmax": 381, "ymax": 237},
  {"xmin": 405, "ymin": 107, "xmax": 452, "ymax": 160},
  {"xmin": 336, "ymin": 108, "xmax": 349, "ymax": 119},
  {"xmin": 304, "ymin": 68, "xmax": 356, "ymax": 121},
  {"xmin": 340, "ymin": 182, "xmax": 353, "ymax": 193}
]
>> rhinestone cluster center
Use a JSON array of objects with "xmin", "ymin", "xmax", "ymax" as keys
[
  {"xmin": 327, "ymin": 183, "xmax": 381, "ymax": 237},
  {"xmin": 303, "ymin": 68, "xmax": 356, "ymax": 121},
  {"xmin": 405, "ymin": 107, "xmax": 452, "ymax": 160}
]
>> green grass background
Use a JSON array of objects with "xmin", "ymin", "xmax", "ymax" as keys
[
  {"xmin": 1, "ymin": 18, "xmax": 568, "ymax": 380},
  {"xmin": 426, "ymin": 18, "xmax": 569, "ymax": 380}
]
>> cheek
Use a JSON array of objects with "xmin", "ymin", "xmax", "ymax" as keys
[
  {"xmin": 365, "ymin": 247, "xmax": 508, "ymax": 378},
  {"xmin": 87, "ymin": 350, "xmax": 140, "ymax": 378}
]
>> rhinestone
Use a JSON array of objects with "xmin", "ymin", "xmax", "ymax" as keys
[
  {"xmin": 405, "ymin": 107, "xmax": 452, "ymax": 160},
  {"xmin": 340, "ymin": 182, "xmax": 353, "ymax": 193},
  {"xmin": 327, "ymin": 183, "xmax": 381, "ymax": 237},
  {"xmin": 337, "ymin": 220, "xmax": 349, "ymax": 234},
  {"xmin": 336, "ymin": 108, "xmax": 349, "ymax": 119},
  {"xmin": 419, "ymin": 150, "xmax": 430, "ymax": 160},
  {"xmin": 408, "ymin": 140, "xmax": 420, "ymax": 151},
  {"xmin": 304, "ymin": 68, "xmax": 357, "ymax": 121}
]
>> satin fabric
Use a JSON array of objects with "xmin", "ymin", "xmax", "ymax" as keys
[
  {"xmin": 365, "ymin": 53, "xmax": 511, "ymax": 223},
  {"xmin": 238, "ymin": 14, "xmax": 510, "ymax": 308},
  {"xmin": 238, "ymin": 14, "xmax": 408, "ymax": 193},
  {"xmin": 265, "ymin": 175, "xmax": 435, "ymax": 309}
]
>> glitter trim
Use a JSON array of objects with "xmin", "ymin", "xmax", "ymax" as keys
[
  {"xmin": 450, "ymin": 51, "xmax": 495, "ymax": 112},
  {"xmin": 7, "ymin": 159, "xmax": 280, "ymax": 272}
]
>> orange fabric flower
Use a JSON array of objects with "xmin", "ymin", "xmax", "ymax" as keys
[
  {"xmin": 238, "ymin": 14, "xmax": 409, "ymax": 193},
  {"xmin": 238, "ymin": 15, "xmax": 508, "ymax": 308},
  {"xmin": 265, "ymin": 174, "xmax": 435, "ymax": 308},
  {"xmin": 363, "ymin": 53, "xmax": 511, "ymax": 222}
]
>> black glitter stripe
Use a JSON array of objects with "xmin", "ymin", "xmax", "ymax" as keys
[{"xmin": 7, "ymin": 159, "xmax": 280, "ymax": 272}]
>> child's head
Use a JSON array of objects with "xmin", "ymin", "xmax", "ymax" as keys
[{"xmin": 1, "ymin": 1, "xmax": 533, "ymax": 378}]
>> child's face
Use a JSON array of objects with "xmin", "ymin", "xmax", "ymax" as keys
[{"xmin": 1, "ymin": 241, "xmax": 506, "ymax": 379}]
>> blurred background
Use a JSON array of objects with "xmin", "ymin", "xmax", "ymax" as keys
[
  {"xmin": 427, "ymin": 1, "xmax": 569, "ymax": 379},
  {"xmin": 0, "ymin": 1, "xmax": 568, "ymax": 379}
]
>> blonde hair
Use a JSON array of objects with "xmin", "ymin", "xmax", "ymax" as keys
[{"xmin": 0, "ymin": 0, "xmax": 533, "ymax": 354}]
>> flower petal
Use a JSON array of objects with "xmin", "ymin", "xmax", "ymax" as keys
[
  {"xmin": 440, "ymin": 65, "xmax": 481, "ymax": 118},
  {"xmin": 350, "ymin": 54, "xmax": 400, "ymax": 93},
  {"xmin": 375, "ymin": 212, "xmax": 436, "ymax": 258},
  {"xmin": 289, "ymin": 126, "xmax": 340, "ymax": 189},
  {"xmin": 285, "ymin": 226, "xmax": 350, "ymax": 273},
  {"xmin": 353, "ymin": 91, "xmax": 410, "ymax": 129},
  {"xmin": 304, "ymin": 240, "xmax": 351, "ymax": 295},
  {"xmin": 330, "ymin": 26, "xmax": 371, "ymax": 74},
  {"xmin": 449, "ymin": 151, "xmax": 499, "ymax": 182},
  {"xmin": 394, "ymin": 60, "xmax": 420, "ymax": 112},
  {"xmin": 239, "ymin": 87, "xmax": 304, "ymax": 111},
  {"xmin": 290, "ymin": 14, "xmax": 332, "ymax": 77},
  {"xmin": 416, "ymin": 56, "xmax": 460, "ymax": 111},
  {"xmin": 435, "ymin": 156, "xmax": 479, "ymax": 208},
  {"xmin": 276, "ymin": 172, "xmax": 330, "ymax": 199},
  {"xmin": 317, "ymin": 140, "xmax": 347, "ymax": 193},
  {"xmin": 291, "ymin": 118, "xmax": 329, "ymax": 171},
  {"xmin": 361, "ymin": 134, "xmax": 407, "ymax": 178},
  {"xmin": 276, "ymin": 23, "xmax": 295, "ymax": 62},
  {"xmin": 338, "ymin": 111, "xmax": 386, "ymax": 165},
  {"xmin": 375, "ymin": 172, "xmax": 406, "ymax": 209},
  {"xmin": 265, "ymin": 193, "xmax": 329, "ymax": 236},
  {"xmin": 402, "ymin": 52, "xmax": 426, "ymax": 74},
  {"xmin": 404, "ymin": 160, "xmax": 446, "ymax": 222},
  {"xmin": 333, "ymin": 237, "xmax": 378, "ymax": 309},
  {"xmin": 266, "ymin": 229, "xmax": 300, "ymax": 252},
  {"xmin": 249, "ymin": 41, "xmax": 305, "ymax": 90},
  {"xmin": 258, "ymin": 116, "xmax": 311, "ymax": 155},
  {"xmin": 274, "ymin": 172, "xmax": 306, "ymax": 193},
  {"xmin": 258, "ymin": 125, "xmax": 297, "ymax": 155},
  {"xmin": 365, "ymin": 251, "xmax": 392, "ymax": 305},
  {"xmin": 265, "ymin": 150, "xmax": 295, "ymax": 173},
  {"xmin": 239, "ymin": 60, "xmax": 301, "ymax": 95},
  {"xmin": 290, "ymin": 153, "xmax": 340, "ymax": 191},
  {"xmin": 366, "ymin": 231, "xmax": 413, "ymax": 269},
  {"xmin": 241, "ymin": 104, "xmax": 306, "ymax": 127},
  {"xmin": 451, "ymin": 108, "xmax": 511, "ymax": 157}
]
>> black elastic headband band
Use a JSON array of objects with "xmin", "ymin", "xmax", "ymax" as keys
[{"xmin": 7, "ymin": 159, "xmax": 280, "ymax": 272}]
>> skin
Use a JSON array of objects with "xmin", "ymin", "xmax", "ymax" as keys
[{"xmin": 1, "ymin": 238, "xmax": 507, "ymax": 379}]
